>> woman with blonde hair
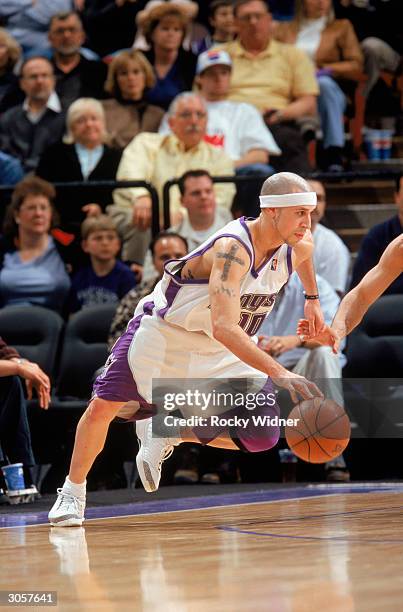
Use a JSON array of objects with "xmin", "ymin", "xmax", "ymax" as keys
[
  {"xmin": 275, "ymin": 0, "xmax": 363, "ymax": 170},
  {"xmin": 0, "ymin": 28, "xmax": 21, "ymax": 112},
  {"xmin": 36, "ymin": 98, "xmax": 122, "ymax": 237},
  {"xmin": 102, "ymin": 49, "xmax": 164, "ymax": 149}
]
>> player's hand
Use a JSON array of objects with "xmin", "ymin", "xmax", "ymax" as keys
[
  {"xmin": 297, "ymin": 319, "xmax": 340, "ymax": 354},
  {"xmin": 303, "ymin": 298, "xmax": 325, "ymax": 337},
  {"xmin": 132, "ymin": 197, "xmax": 152, "ymax": 231},
  {"xmin": 272, "ymin": 370, "xmax": 324, "ymax": 404},
  {"xmin": 82, "ymin": 203, "xmax": 102, "ymax": 217}
]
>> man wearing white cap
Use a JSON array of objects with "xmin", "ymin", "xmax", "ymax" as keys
[{"xmin": 49, "ymin": 172, "xmax": 325, "ymax": 525}]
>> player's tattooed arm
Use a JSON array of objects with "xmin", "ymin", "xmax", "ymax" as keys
[{"xmin": 216, "ymin": 243, "xmax": 245, "ymax": 282}]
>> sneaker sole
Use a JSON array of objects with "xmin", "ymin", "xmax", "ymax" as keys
[
  {"xmin": 136, "ymin": 452, "xmax": 157, "ymax": 493},
  {"xmin": 48, "ymin": 517, "xmax": 84, "ymax": 527}
]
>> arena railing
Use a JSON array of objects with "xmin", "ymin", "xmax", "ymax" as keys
[
  {"xmin": 162, "ymin": 169, "xmax": 401, "ymax": 229},
  {"xmin": 0, "ymin": 180, "xmax": 161, "ymax": 236}
]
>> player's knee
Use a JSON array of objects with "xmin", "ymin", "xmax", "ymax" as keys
[
  {"xmin": 240, "ymin": 428, "xmax": 280, "ymax": 453},
  {"xmin": 85, "ymin": 398, "xmax": 116, "ymax": 424}
]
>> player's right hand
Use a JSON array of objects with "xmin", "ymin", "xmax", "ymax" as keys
[
  {"xmin": 297, "ymin": 319, "xmax": 340, "ymax": 354},
  {"xmin": 272, "ymin": 371, "xmax": 324, "ymax": 404}
]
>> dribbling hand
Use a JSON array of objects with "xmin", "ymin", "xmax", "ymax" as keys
[{"xmin": 272, "ymin": 371, "xmax": 324, "ymax": 404}]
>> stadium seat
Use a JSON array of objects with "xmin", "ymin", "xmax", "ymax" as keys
[
  {"xmin": 0, "ymin": 305, "xmax": 64, "ymax": 380},
  {"xmin": 54, "ymin": 304, "xmax": 116, "ymax": 402}
]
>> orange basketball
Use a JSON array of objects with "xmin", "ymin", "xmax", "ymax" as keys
[{"xmin": 285, "ymin": 398, "xmax": 351, "ymax": 464}]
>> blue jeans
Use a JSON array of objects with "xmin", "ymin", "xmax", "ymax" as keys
[
  {"xmin": 234, "ymin": 164, "xmax": 275, "ymax": 217},
  {"xmin": 318, "ymin": 75, "xmax": 346, "ymax": 149},
  {"xmin": 0, "ymin": 376, "xmax": 35, "ymax": 466}
]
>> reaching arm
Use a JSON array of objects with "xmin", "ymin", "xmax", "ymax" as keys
[
  {"xmin": 298, "ymin": 236, "xmax": 403, "ymax": 351},
  {"xmin": 332, "ymin": 237, "xmax": 403, "ymax": 341}
]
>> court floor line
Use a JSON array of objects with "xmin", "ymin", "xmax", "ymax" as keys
[{"xmin": 2, "ymin": 484, "xmax": 402, "ymax": 530}]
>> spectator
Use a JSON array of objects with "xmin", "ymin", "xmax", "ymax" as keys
[
  {"xmin": 309, "ymin": 179, "xmax": 351, "ymax": 297},
  {"xmin": 0, "ymin": 56, "xmax": 65, "ymax": 172},
  {"xmin": 0, "ymin": 177, "xmax": 71, "ymax": 312},
  {"xmin": 102, "ymin": 49, "xmax": 164, "ymax": 149},
  {"xmin": 68, "ymin": 215, "xmax": 136, "ymax": 313},
  {"xmin": 194, "ymin": 49, "xmax": 279, "ymax": 191},
  {"xmin": 195, "ymin": 0, "xmax": 236, "ymax": 54},
  {"xmin": 275, "ymin": 0, "xmax": 363, "ymax": 171},
  {"xmin": 0, "ymin": 0, "xmax": 73, "ymax": 56},
  {"xmin": 142, "ymin": 169, "xmax": 232, "ymax": 281},
  {"xmin": 351, "ymin": 172, "xmax": 403, "ymax": 295},
  {"xmin": 0, "ymin": 335, "xmax": 51, "ymax": 498},
  {"xmin": 0, "ymin": 152, "xmax": 24, "ymax": 186},
  {"xmin": 110, "ymin": 92, "xmax": 235, "ymax": 263},
  {"xmin": 108, "ymin": 230, "xmax": 188, "ymax": 347},
  {"xmin": 217, "ymin": 0, "xmax": 319, "ymax": 174},
  {"xmin": 48, "ymin": 11, "xmax": 108, "ymax": 108},
  {"xmin": 334, "ymin": 0, "xmax": 402, "ymax": 99},
  {"xmin": 258, "ymin": 272, "xmax": 349, "ymax": 481},
  {"xmin": 174, "ymin": 170, "xmax": 232, "ymax": 250},
  {"xmin": 0, "ymin": 28, "xmax": 21, "ymax": 112},
  {"xmin": 36, "ymin": 97, "xmax": 122, "ymax": 237},
  {"xmin": 135, "ymin": 1, "xmax": 207, "ymax": 56},
  {"xmin": 138, "ymin": 2, "xmax": 197, "ymax": 110}
]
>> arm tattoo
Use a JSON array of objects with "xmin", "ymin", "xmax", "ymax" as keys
[
  {"xmin": 214, "ymin": 284, "xmax": 236, "ymax": 298},
  {"xmin": 183, "ymin": 268, "xmax": 195, "ymax": 279},
  {"xmin": 217, "ymin": 244, "xmax": 245, "ymax": 281}
]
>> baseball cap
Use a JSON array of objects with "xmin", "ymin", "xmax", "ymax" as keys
[{"xmin": 196, "ymin": 49, "xmax": 232, "ymax": 75}]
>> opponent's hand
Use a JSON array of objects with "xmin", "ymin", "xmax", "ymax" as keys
[
  {"xmin": 304, "ymin": 298, "xmax": 325, "ymax": 337},
  {"xmin": 132, "ymin": 197, "xmax": 152, "ymax": 231},
  {"xmin": 272, "ymin": 370, "xmax": 324, "ymax": 404},
  {"xmin": 297, "ymin": 319, "xmax": 340, "ymax": 354}
]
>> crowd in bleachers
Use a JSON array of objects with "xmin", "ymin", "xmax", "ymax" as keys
[{"xmin": 0, "ymin": 0, "xmax": 402, "ymax": 496}]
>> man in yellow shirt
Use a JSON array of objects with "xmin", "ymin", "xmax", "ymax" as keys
[
  {"xmin": 108, "ymin": 92, "xmax": 235, "ymax": 263},
  {"xmin": 218, "ymin": 0, "xmax": 319, "ymax": 174}
]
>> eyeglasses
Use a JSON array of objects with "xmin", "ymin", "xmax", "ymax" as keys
[
  {"xmin": 51, "ymin": 26, "xmax": 82, "ymax": 36},
  {"xmin": 176, "ymin": 111, "xmax": 207, "ymax": 120},
  {"xmin": 237, "ymin": 12, "xmax": 269, "ymax": 22}
]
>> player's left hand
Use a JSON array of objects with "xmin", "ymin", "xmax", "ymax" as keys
[{"xmin": 303, "ymin": 298, "xmax": 325, "ymax": 337}]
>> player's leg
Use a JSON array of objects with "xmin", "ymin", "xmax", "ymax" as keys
[{"xmin": 48, "ymin": 398, "xmax": 126, "ymax": 527}]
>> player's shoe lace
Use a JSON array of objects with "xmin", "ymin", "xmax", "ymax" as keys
[{"xmin": 48, "ymin": 488, "xmax": 85, "ymax": 526}]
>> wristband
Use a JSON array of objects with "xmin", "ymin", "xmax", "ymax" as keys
[{"xmin": 304, "ymin": 293, "xmax": 319, "ymax": 300}]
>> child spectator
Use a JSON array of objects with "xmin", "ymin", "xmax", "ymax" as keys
[
  {"xmin": 195, "ymin": 0, "xmax": 236, "ymax": 54},
  {"xmin": 69, "ymin": 215, "xmax": 136, "ymax": 313}
]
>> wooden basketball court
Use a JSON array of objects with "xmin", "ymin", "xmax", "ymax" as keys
[{"xmin": 1, "ymin": 484, "xmax": 403, "ymax": 610}]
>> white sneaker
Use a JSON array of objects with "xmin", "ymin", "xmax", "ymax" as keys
[
  {"xmin": 48, "ymin": 489, "xmax": 85, "ymax": 527},
  {"xmin": 136, "ymin": 418, "xmax": 179, "ymax": 492}
]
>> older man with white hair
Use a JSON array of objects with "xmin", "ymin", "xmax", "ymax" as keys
[{"xmin": 109, "ymin": 91, "xmax": 235, "ymax": 264}]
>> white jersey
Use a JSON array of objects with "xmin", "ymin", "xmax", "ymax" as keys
[{"xmin": 133, "ymin": 217, "xmax": 293, "ymax": 339}]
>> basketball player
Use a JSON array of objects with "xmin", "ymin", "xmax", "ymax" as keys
[
  {"xmin": 297, "ymin": 234, "xmax": 403, "ymax": 351},
  {"xmin": 49, "ymin": 172, "xmax": 324, "ymax": 526}
]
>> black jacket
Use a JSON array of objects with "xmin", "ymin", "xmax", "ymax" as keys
[
  {"xmin": 0, "ymin": 105, "xmax": 65, "ymax": 172},
  {"xmin": 36, "ymin": 141, "xmax": 122, "ymax": 232}
]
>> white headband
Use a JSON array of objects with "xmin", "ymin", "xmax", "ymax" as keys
[{"xmin": 259, "ymin": 192, "xmax": 317, "ymax": 208}]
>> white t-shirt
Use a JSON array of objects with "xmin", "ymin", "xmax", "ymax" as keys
[
  {"xmin": 313, "ymin": 223, "xmax": 351, "ymax": 295},
  {"xmin": 296, "ymin": 17, "xmax": 327, "ymax": 61},
  {"xmin": 160, "ymin": 99, "xmax": 281, "ymax": 160}
]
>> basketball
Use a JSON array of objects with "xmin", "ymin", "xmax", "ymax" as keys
[{"xmin": 285, "ymin": 398, "xmax": 351, "ymax": 464}]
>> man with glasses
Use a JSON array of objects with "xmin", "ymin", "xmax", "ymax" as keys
[
  {"xmin": 109, "ymin": 92, "xmax": 235, "ymax": 264},
  {"xmin": 0, "ymin": 56, "xmax": 65, "ymax": 172},
  {"xmin": 48, "ymin": 11, "xmax": 107, "ymax": 108},
  {"xmin": 217, "ymin": 0, "xmax": 319, "ymax": 174}
]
